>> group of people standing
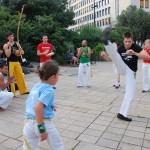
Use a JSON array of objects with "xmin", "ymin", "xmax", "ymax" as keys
[{"xmin": 1, "ymin": 29, "xmax": 150, "ymax": 150}]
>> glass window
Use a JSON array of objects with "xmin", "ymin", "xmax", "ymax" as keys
[
  {"xmin": 108, "ymin": 7, "xmax": 110, "ymax": 14},
  {"xmin": 99, "ymin": 1, "xmax": 101, "ymax": 7},
  {"xmin": 100, "ymin": 20, "xmax": 102, "ymax": 26},
  {"xmin": 99, "ymin": 10, "xmax": 101, "ymax": 17},
  {"xmin": 145, "ymin": 0, "xmax": 149, "ymax": 8},
  {"xmin": 97, "ymin": 11, "xmax": 99, "ymax": 18},
  {"xmin": 102, "ymin": 9, "xmax": 104, "ymax": 16},
  {"xmin": 108, "ymin": 0, "xmax": 110, "ymax": 4},
  {"xmin": 105, "ymin": 18, "xmax": 107, "ymax": 25},
  {"xmin": 140, "ymin": 0, "xmax": 144, "ymax": 8},
  {"xmin": 105, "ymin": 8, "xmax": 107, "ymax": 15}
]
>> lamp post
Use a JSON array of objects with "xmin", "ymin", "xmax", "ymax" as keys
[{"xmin": 91, "ymin": 0, "xmax": 98, "ymax": 26}]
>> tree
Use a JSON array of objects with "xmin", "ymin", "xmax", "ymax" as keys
[
  {"xmin": 73, "ymin": 25, "xmax": 102, "ymax": 49},
  {"xmin": 117, "ymin": 5, "xmax": 150, "ymax": 45},
  {"xmin": 0, "ymin": 0, "xmax": 75, "ymax": 63}
]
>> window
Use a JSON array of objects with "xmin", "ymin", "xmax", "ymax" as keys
[
  {"xmin": 105, "ymin": 0, "xmax": 106, "ymax": 5},
  {"xmin": 103, "ymin": 19, "xmax": 105, "ymax": 26},
  {"xmin": 105, "ymin": 18, "xmax": 107, "ymax": 25},
  {"xmin": 102, "ymin": 9, "xmax": 104, "ymax": 16},
  {"xmin": 145, "ymin": 0, "xmax": 149, "ymax": 8},
  {"xmin": 99, "ymin": 1, "xmax": 101, "ymax": 7},
  {"xmin": 140, "ymin": 0, "xmax": 144, "ymax": 8},
  {"xmin": 97, "ymin": 21, "xmax": 99, "ymax": 27},
  {"xmin": 108, "ymin": 0, "xmax": 110, "ymax": 4},
  {"xmin": 108, "ymin": 7, "xmax": 110, "ymax": 14},
  {"xmin": 108, "ymin": 17, "xmax": 111, "ymax": 24},
  {"xmin": 102, "ymin": 0, "xmax": 104, "ymax": 6},
  {"xmin": 100, "ymin": 20, "xmax": 102, "ymax": 26},
  {"xmin": 99, "ymin": 10, "xmax": 101, "ymax": 17},
  {"xmin": 105, "ymin": 8, "xmax": 107, "ymax": 15},
  {"xmin": 97, "ymin": 11, "xmax": 99, "ymax": 18}
]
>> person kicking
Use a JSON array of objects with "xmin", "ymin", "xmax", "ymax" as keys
[{"xmin": 101, "ymin": 27, "xmax": 150, "ymax": 121}]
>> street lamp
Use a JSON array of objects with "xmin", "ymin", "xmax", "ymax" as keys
[{"xmin": 91, "ymin": 0, "xmax": 98, "ymax": 26}]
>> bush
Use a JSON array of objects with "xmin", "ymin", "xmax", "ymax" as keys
[{"xmin": 93, "ymin": 43, "xmax": 105, "ymax": 61}]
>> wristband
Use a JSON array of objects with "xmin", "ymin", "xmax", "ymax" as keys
[{"xmin": 37, "ymin": 123, "xmax": 46, "ymax": 133}]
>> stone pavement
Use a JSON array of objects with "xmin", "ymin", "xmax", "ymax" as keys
[{"xmin": 0, "ymin": 60, "xmax": 150, "ymax": 150}]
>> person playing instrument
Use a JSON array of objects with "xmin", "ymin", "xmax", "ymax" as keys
[{"xmin": 3, "ymin": 32, "xmax": 29, "ymax": 96}]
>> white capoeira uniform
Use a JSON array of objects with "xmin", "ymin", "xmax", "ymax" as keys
[
  {"xmin": 23, "ymin": 82, "xmax": 64, "ymax": 150},
  {"xmin": 113, "ymin": 64, "xmax": 120, "ymax": 87},
  {"xmin": 0, "ymin": 72, "xmax": 14, "ymax": 109},
  {"xmin": 78, "ymin": 47, "xmax": 91, "ymax": 87},
  {"xmin": 105, "ymin": 42, "xmax": 142, "ymax": 117},
  {"xmin": 142, "ymin": 48, "xmax": 150, "ymax": 92}
]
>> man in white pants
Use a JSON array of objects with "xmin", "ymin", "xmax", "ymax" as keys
[
  {"xmin": 142, "ymin": 39, "xmax": 150, "ymax": 93},
  {"xmin": 0, "ymin": 63, "xmax": 14, "ymax": 111},
  {"xmin": 77, "ymin": 40, "xmax": 91, "ymax": 88},
  {"xmin": 102, "ymin": 28, "xmax": 150, "ymax": 121}
]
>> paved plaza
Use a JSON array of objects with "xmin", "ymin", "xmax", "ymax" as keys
[{"xmin": 0, "ymin": 60, "xmax": 150, "ymax": 150}]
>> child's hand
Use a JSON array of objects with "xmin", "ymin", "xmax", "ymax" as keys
[
  {"xmin": 54, "ymin": 106, "xmax": 57, "ymax": 112},
  {"xmin": 39, "ymin": 132, "xmax": 48, "ymax": 141}
]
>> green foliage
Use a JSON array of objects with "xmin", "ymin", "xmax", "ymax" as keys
[
  {"xmin": 0, "ymin": 0, "xmax": 75, "ymax": 63},
  {"xmin": 73, "ymin": 25, "xmax": 102, "ymax": 49},
  {"xmin": 93, "ymin": 43, "xmax": 105, "ymax": 61},
  {"xmin": 117, "ymin": 5, "xmax": 150, "ymax": 44}
]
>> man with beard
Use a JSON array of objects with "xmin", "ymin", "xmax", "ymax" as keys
[{"xmin": 77, "ymin": 40, "xmax": 91, "ymax": 88}]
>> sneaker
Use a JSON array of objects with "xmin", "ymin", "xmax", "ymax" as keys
[
  {"xmin": 117, "ymin": 113, "xmax": 132, "ymax": 122},
  {"xmin": 87, "ymin": 86, "xmax": 91, "ymax": 88},
  {"xmin": 101, "ymin": 27, "xmax": 112, "ymax": 45},
  {"xmin": 77, "ymin": 86, "xmax": 83, "ymax": 88},
  {"xmin": 142, "ymin": 90, "xmax": 148, "ymax": 93},
  {"xmin": 115, "ymin": 86, "xmax": 119, "ymax": 89}
]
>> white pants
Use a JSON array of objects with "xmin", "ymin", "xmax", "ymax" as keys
[
  {"xmin": 113, "ymin": 64, "xmax": 120, "ymax": 86},
  {"xmin": 105, "ymin": 43, "xmax": 136, "ymax": 117},
  {"xmin": 0, "ymin": 91, "xmax": 14, "ymax": 109},
  {"xmin": 23, "ymin": 120, "xmax": 64, "ymax": 150},
  {"xmin": 142, "ymin": 63, "xmax": 150, "ymax": 91},
  {"xmin": 40, "ymin": 62, "xmax": 44, "ymax": 67},
  {"xmin": 78, "ymin": 62, "xmax": 91, "ymax": 86}
]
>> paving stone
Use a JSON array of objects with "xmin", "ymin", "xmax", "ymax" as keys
[
  {"xmin": 106, "ymin": 127, "xmax": 125, "ymax": 135},
  {"xmin": 83, "ymin": 128, "xmax": 103, "ymax": 137},
  {"xmin": 74, "ymin": 141, "xmax": 115, "ymax": 150},
  {"xmin": 77, "ymin": 134, "xmax": 99, "ymax": 144},
  {"xmin": 118, "ymin": 142, "xmax": 142, "ymax": 150},
  {"xmin": 67, "ymin": 125, "xmax": 85, "ymax": 133},
  {"xmin": 144, "ymin": 133, "xmax": 150, "ymax": 140},
  {"xmin": 127, "ymin": 125, "xmax": 145, "ymax": 133},
  {"xmin": 94, "ymin": 119, "xmax": 110, "ymax": 126},
  {"xmin": 1, "ymin": 139, "xmax": 22, "ymax": 150},
  {"xmin": 0, "ymin": 135, "xmax": 8, "ymax": 143},
  {"xmin": 0, "ymin": 145, "xmax": 13, "ymax": 150},
  {"xmin": 122, "ymin": 136, "xmax": 143, "ymax": 146},
  {"xmin": 61, "ymin": 130, "xmax": 81, "ymax": 139},
  {"xmin": 73, "ymin": 120, "xmax": 91, "ymax": 128},
  {"xmin": 143, "ymin": 140, "xmax": 150, "ymax": 148},
  {"xmin": 102, "ymin": 132, "xmax": 122, "ymax": 142},
  {"xmin": 142, "ymin": 147, "xmax": 150, "ymax": 150},
  {"xmin": 88, "ymin": 124, "xmax": 107, "ymax": 131},
  {"xmin": 97, "ymin": 115, "xmax": 114, "ymax": 122},
  {"xmin": 110, "ymin": 122, "xmax": 128, "ymax": 129},
  {"xmin": 96, "ymin": 138, "xmax": 119, "ymax": 149},
  {"xmin": 124, "ymin": 130, "xmax": 145, "ymax": 139}
]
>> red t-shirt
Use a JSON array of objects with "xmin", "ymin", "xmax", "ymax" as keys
[
  {"xmin": 37, "ymin": 43, "xmax": 53, "ymax": 63},
  {"xmin": 143, "ymin": 48, "xmax": 150, "ymax": 63}
]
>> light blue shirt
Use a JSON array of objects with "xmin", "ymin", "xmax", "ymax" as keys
[{"xmin": 25, "ymin": 82, "xmax": 55, "ymax": 119}]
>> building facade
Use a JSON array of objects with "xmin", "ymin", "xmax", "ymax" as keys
[{"xmin": 67, "ymin": 0, "xmax": 150, "ymax": 30}]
